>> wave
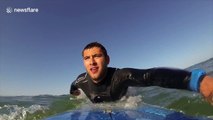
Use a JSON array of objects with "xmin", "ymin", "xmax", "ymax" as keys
[
  {"xmin": 0, "ymin": 104, "xmax": 48, "ymax": 120},
  {"xmin": 0, "ymin": 87, "xmax": 213, "ymax": 120}
]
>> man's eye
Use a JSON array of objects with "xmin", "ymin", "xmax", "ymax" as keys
[
  {"xmin": 84, "ymin": 57, "xmax": 89, "ymax": 60},
  {"xmin": 94, "ymin": 54, "xmax": 102, "ymax": 58}
]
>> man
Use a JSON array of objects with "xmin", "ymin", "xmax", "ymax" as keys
[{"xmin": 70, "ymin": 42, "xmax": 213, "ymax": 104}]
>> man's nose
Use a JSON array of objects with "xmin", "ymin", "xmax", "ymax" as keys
[{"xmin": 90, "ymin": 58, "xmax": 96, "ymax": 65}]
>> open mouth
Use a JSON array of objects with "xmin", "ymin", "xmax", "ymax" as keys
[{"xmin": 90, "ymin": 67, "xmax": 99, "ymax": 74}]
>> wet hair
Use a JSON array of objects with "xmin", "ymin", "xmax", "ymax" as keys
[{"xmin": 82, "ymin": 42, "xmax": 108, "ymax": 57}]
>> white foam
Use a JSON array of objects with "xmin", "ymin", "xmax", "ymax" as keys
[
  {"xmin": 0, "ymin": 104, "xmax": 48, "ymax": 120},
  {"xmin": 124, "ymin": 95, "xmax": 142, "ymax": 109},
  {"xmin": 69, "ymin": 89, "xmax": 87, "ymax": 100},
  {"xmin": 75, "ymin": 94, "xmax": 143, "ymax": 112},
  {"xmin": 76, "ymin": 89, "xmax": 87, "ymax": 99},
  {"xmin": 70, "ymin": 87, "xmax": 144, "ymax": 111}
]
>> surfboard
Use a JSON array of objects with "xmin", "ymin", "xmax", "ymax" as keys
[{"xmin": 44, "ymin": 104, "xmax": 211, "ymax": 120}]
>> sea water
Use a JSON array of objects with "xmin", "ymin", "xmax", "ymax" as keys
[{"xmin": 0, "ymin": 87, "xmax": 213, "ymax": 120}]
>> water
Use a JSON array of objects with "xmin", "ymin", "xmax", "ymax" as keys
[
  {"xmin": 0, "ymin": 87, "xmax": 213, "ymax": 120},
  {"xmin": 0, "ymin": 95, "xmax": 83, "ymax": 120}
]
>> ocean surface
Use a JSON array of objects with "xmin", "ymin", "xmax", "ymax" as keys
[{"xmin": 0, "ymin": 87, "xmax": 213, "ymax": 120}]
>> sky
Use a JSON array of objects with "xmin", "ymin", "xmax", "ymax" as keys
[{"xmin": 0, "ymin": 0, "xmax": 212, "ymax": 96}]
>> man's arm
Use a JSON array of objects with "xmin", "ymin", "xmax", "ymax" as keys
[
  {"xmin": 70, "ymin": 73, "xmax": 87, "ymax": 96},
  {"xmin": 115, "ymin": 68, "xmax": 191, "ymax": 89},
  {"xmin": 119, "ymin": 68, "xmax": 213, "ymax": 105},
  {"xmin": 70, "ymin": 80, "xmax": 81, "ymax": 96},
  {"xmin": 114, "ymin": 68, "xmax": 212, "ymax": 94}
]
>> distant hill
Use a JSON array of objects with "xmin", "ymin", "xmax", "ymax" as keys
[{"xmin": 185, "ymin": 57, "xmax": 213, "ymax": 77}]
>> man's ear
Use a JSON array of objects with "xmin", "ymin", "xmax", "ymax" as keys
[{"xmin": 106, "ymin": 55, "xmax": 110, "ymax": 65}]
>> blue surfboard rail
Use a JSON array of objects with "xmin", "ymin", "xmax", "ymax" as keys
[{"xmin": 44, "ymin": 105, "xmax": 212, "ymax": 120}]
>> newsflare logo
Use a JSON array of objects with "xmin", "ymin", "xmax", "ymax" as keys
[
  {"xmin": 6, "ymin": 7, "xmax": 39, "ymax": 14},
  {"xmin": 6, "ymin": 7, "xmax": 13, "ymax": 13}
]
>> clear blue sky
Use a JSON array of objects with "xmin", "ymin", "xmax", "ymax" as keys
[{"xmin": 0, "ymin": 0, "xmax": 212, "ymax": 96}]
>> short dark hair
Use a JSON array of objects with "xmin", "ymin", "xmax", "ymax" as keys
[{"xmin": 82, "ymin": 42, "xmax": 108, "ymax": 57}]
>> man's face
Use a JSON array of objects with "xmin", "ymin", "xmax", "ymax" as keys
[{"xmin": 83, "ymin": 47, "xmax": 109, "ymax": 83}]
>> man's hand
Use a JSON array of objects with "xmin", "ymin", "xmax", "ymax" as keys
[
  {"xmin": 71, "ymin": 89, "xmax": 81, "ymax": 96},
  {"xmin": 200, "ymin": 76, "xmax": 213, "ymax": 105},
  {"xmin": 70, "ymin": 83, "xmax": 81, "ymax": 96}
]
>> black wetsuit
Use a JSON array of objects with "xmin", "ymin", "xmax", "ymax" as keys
[{"xmin": 70, "ymin": 67, "xmax": 191, "ymax": 103}]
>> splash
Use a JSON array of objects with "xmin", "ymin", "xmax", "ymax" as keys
[
  {"xmin": 72, "ymin": 87, "xmax": 144, "ymax": 111},
  {"xmin": 123, "ymin": 95, "xmax": 142, "ymax": 109},
  {"xmin": 0, "ymin": 104, "xmax": 48, "ymax": 120},
  {"xmin": 69, "ymin": 89, "xmax": 87, "ymax": 100},
  {"xmin": 76, "ymin": 89, "xmax": 87, "ymax": 100}
]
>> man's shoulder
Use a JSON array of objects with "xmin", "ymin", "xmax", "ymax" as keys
[
  {"xmin": 75, "ymin": 73, "xmax": 87, "ymax": 84},
  {"xmin": 111, "ymin": 67, "xmax": 138, "ymax": 76},
  {"xmin": 108, "ymin": 67, "xmax": 119, "ymax": 71}
]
